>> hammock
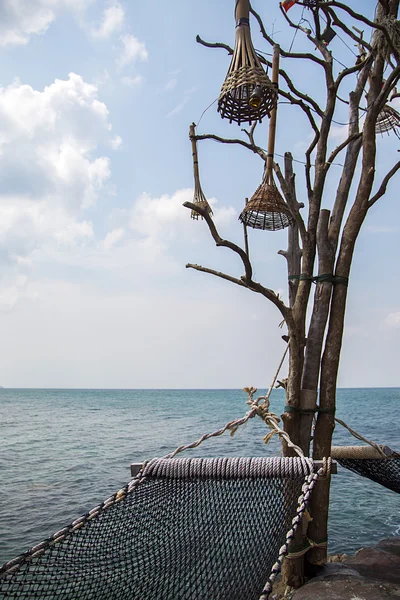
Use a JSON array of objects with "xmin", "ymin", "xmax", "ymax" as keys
[
  {"xmin": 0, "ymin": 457, "xmax": 317, "ymax": 600},
  {"xmin": 337, "ymin": 455, "xmax": 400, "ymax": 494}
]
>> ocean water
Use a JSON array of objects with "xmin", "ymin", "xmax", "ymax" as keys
[{"xmin": 0, "ymin": 387, "xmax": 399, "ymax": 566}]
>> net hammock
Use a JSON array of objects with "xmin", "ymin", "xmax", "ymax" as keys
[
  {"xmin": 0, "ymin": 456, "xmax": 318, "ymax": 600},
  {"xmin": 337, "ymin": 454, "xmax": 400, "ymax": 494}
]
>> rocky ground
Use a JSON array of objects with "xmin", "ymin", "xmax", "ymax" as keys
[{"xmin": 272, "ymin": 538, "xmax": 400, "ymax": 599}]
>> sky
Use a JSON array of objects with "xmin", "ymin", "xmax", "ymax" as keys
[{"xmin": 0, "ymin": 0, "xmax": 398, "ymax": 389}]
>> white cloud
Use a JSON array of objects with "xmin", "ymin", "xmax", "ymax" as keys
[
  {"xmin": 0, "ymin": 0, "xmax": 93, "ymax": 46},
  {"xmin": 120, "ymin": 75, "xmax": 143, "ymax": 87},
  {"xmin": 91, "ymin": 1, "xmax": 124, "ymax": 39},
  {"xmin": 111, "ymin": 135, "xmax": 123, "ymax": 149},
  {"xmin": 117, "ymin": 34, "xmax": 148, "ymax": 69},
  {"xmin": 385, "ymin": 312, "xmax": 400, "ymax": 328},
  {"xmin": 103, "ymin": 228, "xmax": 125, "ymax": 249},
  {"xmin": 130, "ymin": 188, "xmax": 236, "ymax": 243},
  {"xmin": 164, "ymin": 78, "xmax": 177, "ymax": 91},
  {"xmin": 0, "ymin": 73, "xmax": 116, "ymax": 275},
  {"xmin": 0, "ymin": 274, "xmax": 36, "ymax": 312}
]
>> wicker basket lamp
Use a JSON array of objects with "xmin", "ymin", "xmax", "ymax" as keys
[
  {"xmin": 239, "ymin": 45, "xmax": 294, "ymax": 231},
  {"xmin": 218, "ymin": 0, "xmax": 277, "ymax": 125},
  {"xmin": 376, "ymin": 104, "xmax": 400, "ymax": 137},
  {"xmin": 189, "ymin": 123, "xmax": 213, "ymax": 220}
]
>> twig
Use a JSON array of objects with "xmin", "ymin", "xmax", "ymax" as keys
[
  {"xmin": 186, "ymin": 264, "xmax": 247, "ymax": 289},
  {"xmin": 368, "ymin": 160, "xmax": 400, "ymax": 207},
  {"xmin": 193, "ymin": 132, "xmax": 267, "ymax": 162},
  {"xmin": 325, "ymin": 132, "xmax": 363, "ymax": 174},
  {"xmin": 250, "ymin": 5, "xmax": 327, "ymax": 69}
]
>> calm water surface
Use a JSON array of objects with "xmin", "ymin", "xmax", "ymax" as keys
[{"xmin": 0, "ymin": 388, "xmax": 399, "ymax": 565}]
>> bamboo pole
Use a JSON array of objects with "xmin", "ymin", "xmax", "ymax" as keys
[
  {"xmin": 266, "ymin": 45, "xmax": 280, "ymax": 180},
  {"xmin": 235, "ymin": 0, "xmax": 250, "ymax": 21},
  {"xmin": 190, "ymin": 123, "xmax": 200, "ymax": 186}
]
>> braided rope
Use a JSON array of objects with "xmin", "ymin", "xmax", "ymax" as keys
[
  {"xmin": 246, "ymin": 389, "xmax": 305, "ymax": 458},
  {"xmin": 165, "ymin": 407, "xmax": 258, "ymax": 459},
  {"xmin": 143, "ymin": 456, "xmax": 313, "ymax": 480},
  {"xmin": 334, "ymin": 417, "xmax": 388, "ymax": 458},
  {"xmin": 258, "ymin": 464, "xmax": 322, "ymax": 600}
]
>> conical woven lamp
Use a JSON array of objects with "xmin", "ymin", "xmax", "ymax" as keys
[
  {"xmin": 189, "ymin": 123, "xmax": 213, "ymax": 220},
  {"xmin": 239, "ymin": 45, "xmax": 293, "ymax": 231},
  {"xmin": 240, "ymin": 170, "xmax": 293, "ymax": 230},
  {"xmin": 218, "ymin": 0, "xmax": 277, "ymax": 125},
  {"xmin": 376, "ymin": 104, "xmax": 400, "ymax": 136}
]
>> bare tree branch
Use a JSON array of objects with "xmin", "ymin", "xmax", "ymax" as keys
[
  {"xmin": 183, "ymin": 201, "xmax": 253, "ymax": 282},
  {"xmin": 196, "ymin": 34, "xmax": 269, "ymax": 66},
  {"xmin": 250, "ymin": 5, "xmax": 327, "ymax": 68},
  {"xmin": 184, "ymin": 203, "xmax": 292, "ymax": 322},
  {"xmin": 195, "ymin": 35, "xmax": 234, "ymax": 57},
  {"xmin": 186, "ymin": 263, "xmax": 247, "ymax": 288},
  {"xmin": 193, "ymin": 132, "xmax": 267, "ymax": 162},
  {"xmin": 274, "ymin": 162, "xmax": 307, "ymax": 246},
  {"xmin": 324, "ymin": 7, "xmax": 372, "ymax": 53},
  {"xmin": 324, "ymin": 132, "xmax": 363, "ymax": 173},
  {"xmin": 280, "ymin": 2, "xmax": 332, "ymax": 61},
  {"xmin": 325, "ymin": 0, "xmax": 400, "ymax": 62},
  {"xmin": 278, "ymin": 68, "xmax": 324, "ymax": 118},
  {"xmin": 368, "ymin": 160, "xmax": 400, "ymax": 207},
  {"xmin": 335, "ymin": 56, "xmax": 371, "ymax": 89}
]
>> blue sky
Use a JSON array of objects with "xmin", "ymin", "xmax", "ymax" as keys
[{"xmin": 0, "ymin": 0, "xmax": 398, "ymax": 388}]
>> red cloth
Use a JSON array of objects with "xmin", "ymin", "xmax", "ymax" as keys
[{"xmin": 281, "ymin": 0, "xmax": 297, "ymax": 11}]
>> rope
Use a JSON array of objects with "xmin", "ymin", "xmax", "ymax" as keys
[
  {"xmin": 246, "ymin": 388, "xmax": 305, "ymax": 458},
  {"xmin": 334, "ymin": 417, "xmax": 388, "ymax": 458},
  {"xmin": 265, "ymin": 345, "xmax": 289, "ymax": 401},
  {"xmin": 285, "ymin": 537, "xmax": 328, "ymax": 559},
  {"xmin": 259, "ymin": 464, "xmax": 322, "ymax": 599},
  {"xmin": 165, "ymin": 408, "xmax": 258, "ymax": 459},
  {"xmin": 288, "ymin": 273, "xmax": 349, "ymax": 285}
]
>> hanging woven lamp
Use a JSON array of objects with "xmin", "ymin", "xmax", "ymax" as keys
[
  {"xmin": 239, "ymin": 46, "xmax": 294, "ymax": 231},
  {"xmin": 218, "ymin": 0, "xmax": 277, "ymax": 125},
  {"xmin": 376, "ymin": 104, "xmax": 400, "ymax": 137},
  {"xmin": 189, "ymin": 123, "xmax": 213, "ymax": 220},
  {"xmin": 240, "ymin": 170, "xmax": 294, "ymax": 230}
]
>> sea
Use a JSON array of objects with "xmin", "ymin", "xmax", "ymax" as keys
[{"xmin": 0, "ymin": 387, "xmax": 399, "ymax": 566}]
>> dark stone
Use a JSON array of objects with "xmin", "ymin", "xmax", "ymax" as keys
[
  {"xmin": 346, "ymin": 547, "xmax": 400, "ymax": 584},
  {"xmin": 377, "ymin": 538, "xmax": 400, "ymax": 557},
  {"xmin": 290, "ymin": 539, "xmax": 400, "ymax": 599},
  {"xmin": 292, "ymin": 579, "xmax": 400, "ymax": 599}
]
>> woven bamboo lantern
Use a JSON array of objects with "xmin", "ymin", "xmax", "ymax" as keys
[
  {"xmin": 239, "ymin": 45, "xmax": 294, "ymax": 231},
  {"xmin": 376, "ymin": 104, "xmax": 400, "ymax": 137},
  {"xmin": 189, "ymin": 123, "xmax": 213, "ymax": 220},
  {"xmin": 218, "ymin": 0, "xmax": 277, "ymax": 125}
]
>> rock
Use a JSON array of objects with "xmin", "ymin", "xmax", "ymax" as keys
[
  {"xmin": 292, "ymin": 579, "xmax": 400, "ymax": 599},
  {"xmin": 377, "ymin": 538, "xmax": 400, "ymax": 557},
  {"xmin": 346, "ymin": 545, "xmax": 400, "ymax": 584},
  {"xmin": 289, "ymin": 538, "xmax": 400, "ymax": 600}
]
